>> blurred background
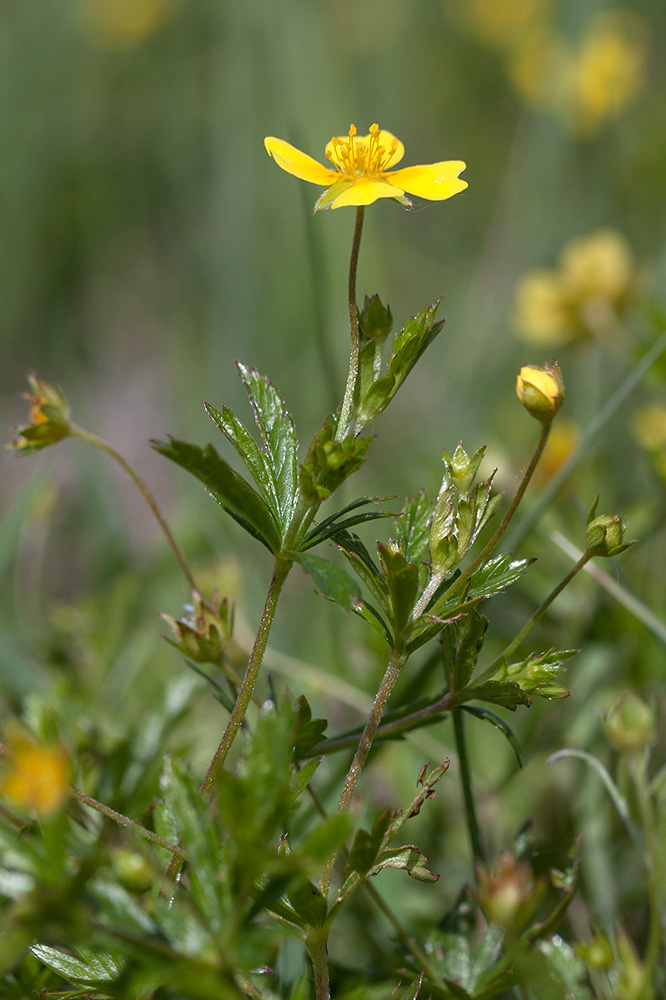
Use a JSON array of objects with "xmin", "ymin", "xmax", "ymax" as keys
[{"xmin": 2, "ymin": 0, "xmax": 666, "ymax": 983}]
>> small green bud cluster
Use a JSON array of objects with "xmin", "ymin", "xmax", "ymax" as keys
[
  {"xmin": 161, "ymin": 590, "xmax": 234, "ymax": 665},
  {"xmin": 357, "ymin": 294, "xmax": 393, "ymax": 344}
]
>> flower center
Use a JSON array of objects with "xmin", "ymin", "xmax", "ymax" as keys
[{"xmin": 326, "ymin": 124, "xmax": 399, "ymax": 179}]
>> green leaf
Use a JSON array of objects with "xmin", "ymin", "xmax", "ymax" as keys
[
  {"xmin": 291, "ymin": 757, "xmax": 322, "ymax": 800},
  {"xmin": 347, "ymin": 809, "xmax": 391, "ymax": 876},
  {"xmin": 30, "ymin": 944, "xmax": 122, "ymax": 985},
  {"xmin": 204, "ymin": 402, "xmax": 276, "ymax": 514},
  {"xmin": 452, "ymin": 611, "xmax": 488, "ymax": 691},
  {"xmin": 152, "ymin": 438, "xmax": 281, "ymax": 552},
  {"xmin": 388, "ymin": 300, "xmax": 445, "ymax": 396},
  {"xmin": 394, "ymin": 491, "xmax": 433, "ymax": 583},
  {"xmin": 460, "ymin": 680, "xmax": 531, "ymax": 711},
  {"xmin": 298, "ymin": 553, "xmax": 362, "ymax": 610},
  {"xmin": 287, "ymin": 879, "xmax": 328, "ymax": 928},
  {"xmin": 335, "ymin": 531, "xmax": 389, "ymax": 608},
  {"xmin": 300, "ymin": 497, "xmax": 395, "ymax": 551},
  {"xmin": 237, "ymin": 363, "xmax": 298, "ymax": 525},
  {"xmin": 293, "ymin": 695, "xmax": 328, "ymax": 758},
  {"xmin": 459, "ymin": 705, "xmax": 523, "ymax": 767},
  {"xmin": 377, "ymin": 542, "xmax": 420, "ymax": 635},
  {"xmin": 371, "ymin": 845, "xmax": 439, "ymax": 883}
]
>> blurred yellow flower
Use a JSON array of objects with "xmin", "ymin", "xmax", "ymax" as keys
[
  {"xmin": 561, "ymin": 13, "xmax": 646, "ymax": 135},
  {"xmin": 1, "ymin": 735, "xmax": 70, "ymax": 817},
  {"xmin": 463, "ymin": 0, "xmax": 551, "ymax": 48},
  {"xmin": 514, "ymin": 229, "xmax": 635, "ymax": 345},
  {"xmin": 265, "ymin": 124, "xmax": 467, "ymax": 212},
  {"xmin": 632, "ymin": 405, "xmax": 666, "ymax": 452},
  {"xmin": 76, "ymin": 0, "xmax": 179, "ymax": 48}
]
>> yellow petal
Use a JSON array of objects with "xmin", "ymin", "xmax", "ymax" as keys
[
  {"xmin": 264, "ymin": 137, "xmax": 335, "ymax": 186},
  {"xmin": 387, "ymin": 161, "xmax": 468, "ymax": 201},
  {"xmin": 330, "ymin": 178, "xmax": 406, "ymax": 209}
]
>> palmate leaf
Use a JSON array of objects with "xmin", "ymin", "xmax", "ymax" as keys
[
  {"xmin": 236, "ymin": 363, "xmax": 298, "ymax": 525},
  {"xmin": 152, "ymin": 438, "xmax": 281, "ymax": 552}
]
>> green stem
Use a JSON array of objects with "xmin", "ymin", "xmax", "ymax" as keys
[
  {"xmin": 320, "ymin": 647, "xmax": 408, "ymax": 897},
  {"xmin": 200, "ymin": 558, "xmax": 291, "ymax": 797},
  {"xmin": 308, "ymin": 934, "xmax": 330, "ymax": 1000},
  {"xmin": 476, "ymin": 550, "xmax": 593, "ymax": 684},
  {"xmin": 71, "ymin": 788, "xmax": 186, "ymax": 858},
  {"xmin": 630, "ymin": 753, "xmax": 661, "ymax": 979},
  {"xmin": 453, "ymin": 708, "xmax": 485, "ymax": 867},
  {"xmin": 413, "ymin": 423, "xmax": 551, "ymax": 619},
  {"xmin": 71, "ymin": 425, "xmax": 198, "ymax": 592},
  {"xmin": 336, "ymin": 206, "xmax": 365, "ymax": 439}
]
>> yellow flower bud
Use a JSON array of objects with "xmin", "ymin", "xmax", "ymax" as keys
[
  {"xmin": 1, "ymin": 734, "xmax": 70, "ymax": 817},
  {"xmin": 516, "ymin": 362, "xmax": 565, "ymax": 423}
]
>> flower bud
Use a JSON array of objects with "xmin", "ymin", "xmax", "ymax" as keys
[
  {"xmin": 603, "ymin": 691, "xmax": 656, "ymax": 755},
  {"xmin": 161, "ymin": 590, "xmax": 234, "ymax": 665},
  {"xmin": 8, "ymin": 374, "xmax": 72, "ymax": 455},
  {"xmin": 357, "ymin": 294, "xmax": 393, "ymax": 344},
  {"xmin": 585, "ymin": 497, "xmax": 632, "ymax": 556},
  {"xmin": 476, "ymin": 852, "xmax": 545, "ymax": 933},
  {"xmin": 516, "ymin": 362, "xmax": 565, "ymax": 424},
  {"xmin": 0, "ymin": 733, "xmax": 70, "ymax": 817}
]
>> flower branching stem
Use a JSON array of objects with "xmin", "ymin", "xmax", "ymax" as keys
[
  {"xmin": 319, "ymin": 646, "xmax": 408, "ymax": 898},
  {"xmin": 336, "ymin": 206, "xmax": 365, "ymax": 439},
  {"xmin": 200, "ymin": 558, "xmax": 291, "ymax": 797},
  {"xmin": 71, "ymin": 426, "xmax": 198, "ymax": 593}
]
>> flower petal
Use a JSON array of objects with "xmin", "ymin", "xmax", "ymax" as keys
[
  {"xmin": 330, "ymin": 178, "xmax": 406, "ymax": 209},
  {"xmin": 264, "ymin": 137, "xmax": 336, "ymax": 185},
  {"xmin": 387, "ymin": 161, "xmax": 468, "ymax": 201}
]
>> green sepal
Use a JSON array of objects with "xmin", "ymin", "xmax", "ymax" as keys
[
  {"xmin": 442, "ymin": 443, "xmax": 487, "ymax": 497},
  {"xmin": 299, "ymin": 418, "xmax": 373, "ymax": 503},
  {"xmin": 152, "ymin": 437, "xmax": 281, "ymax": 552},
  {"xmin": 357, "ymin": 293, "xmax": 393, "ymax": 344},
  {"xmin": 452, "ymin": 611, "xmax": 488, "ymax": 691},
  {"xmin": 504, "ymin": 649, "xmax": 578, "ymax": 700},
  {"xmin": 377, "ymin": 541, "xmax": 420, "ymax": 636}
]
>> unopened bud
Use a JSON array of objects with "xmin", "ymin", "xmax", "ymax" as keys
[
  {"xmin": 516, "ymin": 362, "xmax": 565, "ymax": 424},
  {"xmin": 8, "ymin": 373, "xmax": 71, "ymax": 455},
  {"xmin": 476, "ymin": 852, "xmax": 545, "ymax": 933},
  {"xmin": 604, "ymin": 691, "xmax": 656, "ymax": 755},
  {"xmin": 585, "ymin": 497, "xmax": 632, "ymax": 557}
]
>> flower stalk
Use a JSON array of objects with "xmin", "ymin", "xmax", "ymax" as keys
[{"xmin": 336, "ymin": 206, "xmax": 365, "ymax": 440}]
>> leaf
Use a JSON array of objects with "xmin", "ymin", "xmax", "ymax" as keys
[
  {"xmin": 459, "ymin": 680, "xmax": 531, "ymax": 711},
  {"xmin": 388, "ymin": 300, "xmax": 445, "ymax": 395},
  {"xmin": 152, "ymin": 438, "xmax": 281, "ymax": 552},
  {"xmin": 394, "ymin": 491, "xmax": 433, "ymax": 582},
  {"xmin": 371, "ymin": 845, "xmax": 439, "ymax": 883},
  {"xmin": 287, "ymin": 878, "xmax": 328, "ymax": 928},
  {"xmin": 347, "ymin": 809, "xmax": 392, "ymax": 876},
  {"xmin": 335, "ymin": 530, "xmax": 390, "ymax": 608},
  {"xmin": 30, "ymin": 944, "xmax": 122, "ymax": 985},
  {"xmin": 290, "ymin": 757, "xmax": 322, "ymax": 800},
  {"xmin": 459, "ymin": 705, "xmax": 523, "ymax": 767},
  {"xmin": 293, "ymin": 695, "xmax": 328, "ymax": 759},
  {"xmin": 205, "ymin": 402, "xmax": 276, "ymax": 513},
  {"xmin": 377, "ymin": 542, "xmax": 420, "ymax": 634},
  {"xmin": 300, "ymin": 497, "xmax": 395, "ymax": 550},
  {"xmin": 452, "ymin": 611, "xmax": 488, "ymax": 691},
  {"xmin": 298, "ymin": 553, "xmax": 362, "ymax": 609},
  {"xmin": 236, "ymin": 363, "xmax": 298, "ymax": 525}
]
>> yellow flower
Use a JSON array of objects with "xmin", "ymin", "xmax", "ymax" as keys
[
  {"xmin": 514, "ymin": 229, "xmax": 635, "ymax": 345},
  {"xmin": 463, "ymin": 0, "xmax": 551, "ymax": 49},
  {"xmin": 1, "ymin": 735, "xmax": 71, "ymax": 817},
  {"xmin": 76, "ymin": 0, "xmax": 178, "ymax": 48},
  {"xmin": 264, "ymin": 124, "xmax": 467, "ymax": 212},
  {"xmin": 632, "ymin": 405, "xmax": 666, "ymax": 453},
  {"xmin": 516, "ymin": 362, "xmax": 565, "ymax": 423}
]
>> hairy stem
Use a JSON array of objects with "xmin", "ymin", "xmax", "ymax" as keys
[
  {"xmin": 320, "ymin": 647, "xmax": 408, "ymax": 897},
  {"xmin": 309, "ymin": 934, "xmax": 330, "ymax": 1000},
  {"xmin": 200, "ymin": 559, "xmax": 291, "ymax": 797},
  {"xmin": 71, "ymin": 425, "xmax": 198, "ymax": 592},
  {"xmin": 71, "ymin": 788, "xmax": 187, "ymax": 858},
  {"xmin": 336, "ymin": 206, "xmax": 365, "ymax": 439}
]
